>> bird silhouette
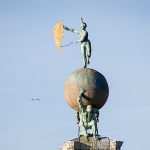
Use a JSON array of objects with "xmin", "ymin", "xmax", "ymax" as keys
[
  {"xmin": 32, "ymin": 98, "xmax": 40, "ymax": 101},
  {"xmin": 35, "ymin": 99, "xmax": 40, "ymax": 101}
]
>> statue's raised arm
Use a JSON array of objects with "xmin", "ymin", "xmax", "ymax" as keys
[{"xmin": 80, "ymin": 17, "xmax": 84, "ymax": 24}]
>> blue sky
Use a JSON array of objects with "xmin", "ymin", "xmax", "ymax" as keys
[{"xmin": 0, "ymin": 0, "xmax": 150, "ymax": 149}]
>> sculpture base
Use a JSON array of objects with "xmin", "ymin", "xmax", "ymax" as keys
[{"xmin": 60, "ymin": 136, "xmax": 123, "ymax": 150}]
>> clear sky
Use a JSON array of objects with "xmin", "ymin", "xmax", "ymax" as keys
[{"xmin": 0, "ymin": 0, "xmax": 150, "ymax": 150}]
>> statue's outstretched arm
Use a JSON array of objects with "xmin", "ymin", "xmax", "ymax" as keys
[
  {"xmin": 63, "ymin": 25, "xmax": 79, "ymax": 34},
  {"xmin": 77, "ymin": 96, "xmax": 85, "ymax": 111}
]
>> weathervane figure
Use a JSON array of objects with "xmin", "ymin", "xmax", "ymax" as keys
[{"xmin": 63, "ymin": 18, "xmax": 92, "ymax": 68}]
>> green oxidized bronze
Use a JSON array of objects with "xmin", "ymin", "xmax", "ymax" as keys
[
  {"xmin": 63, "ymin": 17, "xmax": 91, "ymax": 68},
  {"xmin": 76, "ymin": 89, "xmax": 99, "ymax": 138}
]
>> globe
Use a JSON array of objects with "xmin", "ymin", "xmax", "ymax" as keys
[{"xmin": 64, "ymin": 68, "xmax": 109, "ymax": 111}]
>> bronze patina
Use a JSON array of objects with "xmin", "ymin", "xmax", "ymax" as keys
[{"xmin": 63, "ymin": 17, "xmax": 91, "ymax": 68}]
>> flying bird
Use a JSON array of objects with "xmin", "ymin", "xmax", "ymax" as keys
[
  {"xmin": 32, "ymin": 98, "xmax": 40, "ymax": 101},
  {"xmin": 35, "ymin": 99, "xmax": 40, "ymax": 101}
]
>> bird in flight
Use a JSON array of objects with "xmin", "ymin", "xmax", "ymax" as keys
[{"xmin": 32, "ymin": 98, "xmax": 40, "ymax": 101}]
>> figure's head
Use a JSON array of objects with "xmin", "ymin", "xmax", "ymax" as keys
[
  {"xmin": 81, "ymin": 23, "xmax": 87, "ymax": 30},
  {"xmin": 86, "ymin": 105, "xmax": 92, "ymax": 112}
]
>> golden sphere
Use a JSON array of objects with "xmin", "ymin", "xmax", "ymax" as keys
[{"xmin": 64, "ymin": 68, "xmax": 109, "ymax": 111}]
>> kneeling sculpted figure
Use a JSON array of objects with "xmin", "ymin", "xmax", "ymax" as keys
[{"xmin": 76, "ymin": 89, "xmax": 99, "ymax": 138}]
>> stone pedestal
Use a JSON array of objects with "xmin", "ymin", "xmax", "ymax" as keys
[{"xmin": 60, "ymin": 136, "xmax": 123, "ymax": 150}]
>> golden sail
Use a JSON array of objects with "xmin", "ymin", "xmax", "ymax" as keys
[{"xmin": 53, "ymin": 21, "xmax": 63, "ymax": 51}]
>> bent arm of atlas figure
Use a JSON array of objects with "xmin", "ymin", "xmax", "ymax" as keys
[{"xmin": 77, "ymin": 89, "xmax": 86, "ymax": 112}]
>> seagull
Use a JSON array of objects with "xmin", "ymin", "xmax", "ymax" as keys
[
  {"xmin": 32, "ymin": 98, "xmax": 40, "ymax": 101},
  {"xmin": 35, "ymin": 99, "xmax": 40, "ymax": 101}
]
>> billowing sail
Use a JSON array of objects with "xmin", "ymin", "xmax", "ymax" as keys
[{"xmin": 53, "ymin": 21, "xmax": 63, "ymax": 51}]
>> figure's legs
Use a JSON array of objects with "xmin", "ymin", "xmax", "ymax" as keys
[
  {"xmin": 95, "ymin": 123, "xmax": 98, "ymax": 136},
  {"xmin": 81, "ymin": 43, "xmax": 87, "ymax": 68},
  {"xmin": 89, "ymin": 121, "xmax": 97, "ymax": 137},
  {"xmin": 86, "ymin": 41, "xmax": 91, "ymax": 65},
  {"xmin": 78, "ymin": 125, "xmax": 80, "ymax": 137}
]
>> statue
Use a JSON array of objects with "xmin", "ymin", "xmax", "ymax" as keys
[
  {"xmin": 76, "ymin": 89, "xmax": 99, "ymax": 138},
  {"xmin": 58, "ymin": 18, "xmax": 123, "ymax": 149},
  {"xmin": 63, "ymin": 18, "xmax": 92, "ymax": 68}
]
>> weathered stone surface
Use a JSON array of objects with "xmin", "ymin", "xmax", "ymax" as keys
[{"xmin": 60, "ymin": 136, "xmax": 123, "ymax": 150}]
